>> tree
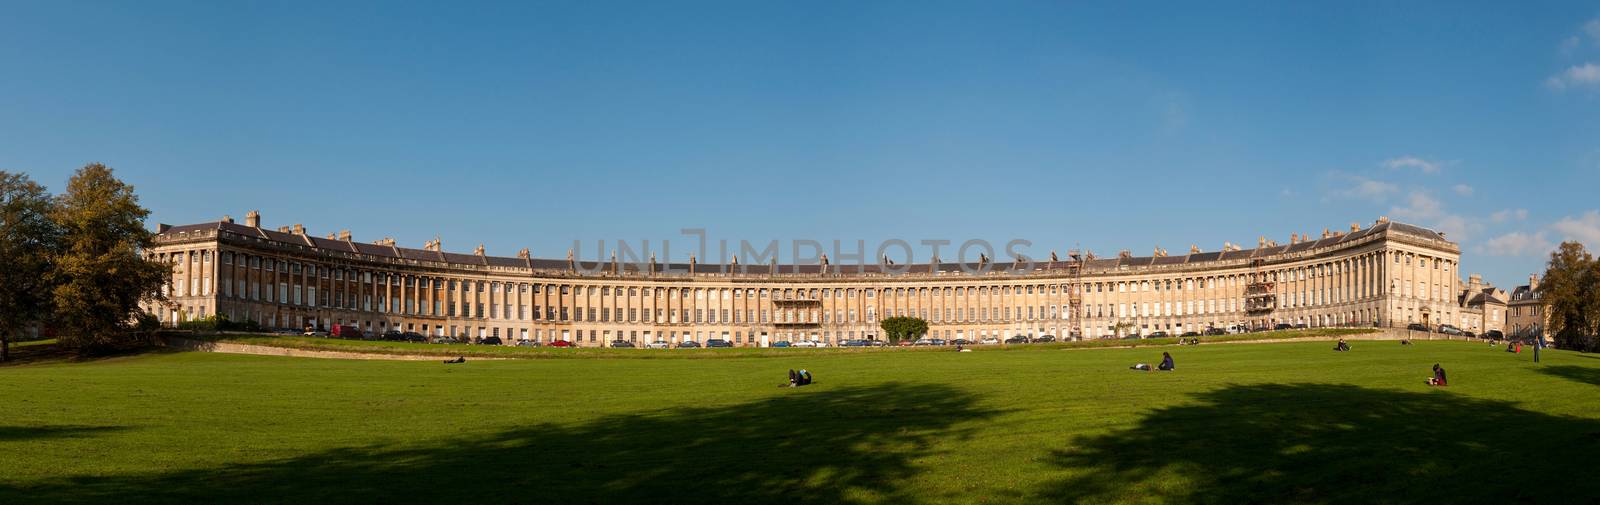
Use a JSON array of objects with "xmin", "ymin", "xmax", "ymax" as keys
[
  {"xmin": 0, "ymin": 171, "xmax": 62, "ymax": 361},
  {"xmin": 50, "ymin": 163, "xmax": 169, "ymax": 354},
  {"xmin": 879, "ymin": 316, "xmax": 928, "ymax": 344},
  {"xmin": 1536, "ymin": 241, "xmax": 1600, "ymax": 352}
]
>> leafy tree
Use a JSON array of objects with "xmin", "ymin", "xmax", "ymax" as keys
[
  {"xmin": 1536, "ymin": 241, "xmax": 1600, "ymax": 352},
  {"xmin": 879, "ymin": 316, "xmax": 928, "ymax": 344},
  {"xmin": 49, "ymin": 163, "xmax": 169, "ymax": 354},
  {"xmin": 0, "ymin": 171, "xmax": 62, "ymax": 361}
]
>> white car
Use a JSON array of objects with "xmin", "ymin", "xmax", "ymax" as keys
[
  {"xmin": 644, "ymin": 341, "xmax": 670, "ymax": 349},
  {"xmin": 980, "ymin": 337, "xmax": 1000, "ymax": 345},
  {"xmin": 791, "ymin": 340, "xmax": 818, "ymax": 348}
]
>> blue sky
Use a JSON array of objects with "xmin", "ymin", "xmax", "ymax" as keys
[{"xmin": 3, "ymin": 1, "xmax": 1599, "ymax": 289}]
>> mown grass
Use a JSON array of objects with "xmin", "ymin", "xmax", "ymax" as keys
[
  {"xmin": 2, "ymin": 339, "xmax": 1596, "ymax": 504},
  {"xmin": 190, "ymin": 327, "xmax": 1379, "ymax": 360}
]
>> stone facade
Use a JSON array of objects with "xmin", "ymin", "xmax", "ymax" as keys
[
  {"xmin": 147, "ymin": 213, "xmax": 1468, "ymax": 347},
  {"xmin": 1507, "ymin": 274, "xmax": 1546, "ymax": 338}
]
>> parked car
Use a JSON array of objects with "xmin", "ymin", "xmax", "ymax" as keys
[
  {"xmin": 950, "ymin": 339, "xmax": 973, "ymax": 346},
  {"xmin": 645, "ymin": 341, "xmax": 670, "ymax": 349},
  {"xmin": 516, "ymin": 339, "xmax": 538, "ymax": 347},
  {"xmin": 840, "ymin": 339, "xmax": 869, "ymax": 347},
  {"xmin": 792, "ymin": 340, "xmax": 818, "ymax": 348},
  {"xmin": 676, "ymin": 341, "xmax": 702, "ymax": 349},
  {"xmin": 1004, "ymin": 335, "xmax": 1029, "ymax": 344},
  {"xmin": 303, "ymin": 329, "xmax": 329, "ymax": 337},
  {"xmin": 1463, "ymin": 331, "xmax": 1476, "ymax": 338},
  {"xmin": 1438, "ymin": 325, "xmax": 1464, "ymax": 336},
  {"xmin": 1485, "ymin": 330, "xmax": 1505, "ymax": 340},
  {"xmin": 1121, "ymin": 334, "xmax": 1142, "ymax": 340},
  {"xmin": 1180, "ymin": 331, "xmax": 1201, "ymax": 337},
  {"xmin": 327, "ymin": 324, "xmax": 361, "ymax": 339},
  {"xmin": 380, "ymin": 330, "xmax": 404, "ymax": 341},
  {"xmin": 547, "ymin": 340, "xmax": 574, "ymax": 347},
  {"xmin": 1033, "ymin": 335, "xmax": 1057, "ymax": 343},
  {"xmin": 1407, "ymin": 323, "xmax": 1429, "ymax": 331},
  {"xmin": 1203, "ymin": 327, "xmax": 1227, "ymax": 336},
  {"xmin": 398, "ymin": 331, "xmax": 425, "ymax": 343},
  {"xmin": 913, "ymin": 338, "xmax": 947, "ymax": 346},
  {"xmin": 865, "ymin": 339, "xmax": 887, "ymax": 347},
  {"xmin": 610, "ymin": 340, "xmax": 636, "ymax": 348},
  {"xmin": 770, "ymin": 341, "xmax": 791, "ymax": 348},
  {"xmin": 705, "ymin": 339, "xmax": 733, "ymax": 348},
  {"xmin": 979, "ymin": 337, "xmax": 1001, "ymax": 345},
  {"xmin": 479, "ymin": 336, "xmax": 503, "ymax": 346},
  {"xmin": 1294, "ymin": 323, "xmax": 1309, "ymax": 329},
  {"xmin": 1148, "ymin": 331, "xmax": 1170, "ymax": 339}
]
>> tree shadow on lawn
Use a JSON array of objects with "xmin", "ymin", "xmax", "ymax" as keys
[
  {"xmin": 2, "ymin": 382, "xmax": 1001, "ymax": 505},
  {"xmin": 1535, "ymin": 365, "xmax": 1600, "ymax": 387},
  {"xmin": 1039, "ymin": 383, "xmax": 1600, "ymax": 504}
]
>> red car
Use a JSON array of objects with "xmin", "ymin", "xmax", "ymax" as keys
[
  {"xmin": 329, "ymin": 324, "xmax": 362, "ymax": 339},
  {"xmin": 547, "ymin": 340, "xmax": 575, "ymax": 348}
]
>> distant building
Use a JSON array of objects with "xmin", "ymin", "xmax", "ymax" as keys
[
  {"xmin": 146, "ymin": 213, "xmax": 1468, "ymax": 346},
  {"xmin": 1507, "ymin": 274, "xmax": 1545, "ymax": 338},
  {"xmin": 1456, "ymin": 273, "xmax": 1506, "ymax": 334}
]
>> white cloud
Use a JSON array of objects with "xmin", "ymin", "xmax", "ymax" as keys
[
  {"xmin": 1326, "ymin": 174, "xmax": 1398, "ymax": 202},
  {"xmin": 1390, "ymin": 191, "xmax": 1481, "ymax": 242},
  {"xmin": 1551, "ymin": 210, "xmax": 1600, "ymax": 247},
  {"xmin": 1546, "ymin": 62, "xmax": 1600, "ymax": 90},
  {"xmin": 1491, "ymin": 208, "xmax": 1529, "ymax": 223},
  {"xmin": 1481, "ymin": 231, "xmax": 1554, "ymax": 257},
  {"xmin": 1452, "ymin": 183, "xmax": 1474, "ymax": 196},
  {"xmin": 1382, "ymin": 156, "xmax": 1443, "ymax": 174}
]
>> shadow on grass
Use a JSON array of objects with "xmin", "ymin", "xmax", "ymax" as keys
[
  {"xmin": 0, "ymin": 425, "xmax": 129, "ymax": 442},
  {"xmin": 1036, "ymin": 383, "xmax": 1600, "ymax": 504},
  {"xmin": 0, "ymin": 382, "xmax": 999, "ymax": 505},
  {"xmin": 1536, "ymin": 365, "xmax": 1600, "ymax": 387},
  {"xmin": 0, "ymin": 341, "xmax": 177, "ymax": 367}
]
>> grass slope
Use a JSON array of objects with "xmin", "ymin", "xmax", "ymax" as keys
[
  {"xmin": 2, "ymin": 340, "xmax": 1597, "ymax": 504},
  {"xmin": 197, "ymin": 327, "xmax": 1377, "ymax": 360}
]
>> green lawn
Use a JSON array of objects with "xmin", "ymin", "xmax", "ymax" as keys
[{"xmin": 2, "ymin": 339, "xmax": 1597, "ymax": 504}]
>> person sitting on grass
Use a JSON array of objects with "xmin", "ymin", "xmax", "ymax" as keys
[
  {"xmin": 1157, "ymin": 352, "xmax": 1175, "ymax": 371},
  {"xmin": 1401, "ymin": 339, "xmax": 1413, "ymax": 346},
  {"xmin": 786, "ymin": 369, "xmax": 798, "ymax": 387},
  {"xmin": 1333, "ymin": 339, "xmax": 1350, "ymax": 352},
  {"xmin": 1426, "ymin": 363, "xmax": 1447, "ymax": 386},
  {"xmin": 799, "ymin": 369, "xmax": 813, "ymax": 385}
]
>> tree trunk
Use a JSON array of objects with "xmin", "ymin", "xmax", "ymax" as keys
[{"xmin": 1, "ymin": 335, "xmax": 9, "ymax": 362}]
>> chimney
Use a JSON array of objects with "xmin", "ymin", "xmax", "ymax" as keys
[
  {"xmin": 245, "ymin": 210, "xmax": 261, "ymax": 228},
  {"xmin": 1529, "ymin": 274, "xmax": 1539, "ymax": 290},
  {"xmin": 222, "ymin": 215, "xmax": 234, "ymax": 224},
  {"xmin": 157, "ymin": 223, "xmax": 172, "ymax": 233},
  {"xmin": 1469, "ymin": 274, "xmax": 1482, "ymax": 292},
  {"xmin": 338, "ymin": 230, "xmax": 351, "ymax": 242},
  {"xmin": 1350, "ymin": 222, "xmax": 1360, "ymax": 233},
  {"xmin": 277, "ymin": 226, "xmax": 290, "ymax": 233},
  {"xmin": 292, "ymin": 224, "xmax": 305, "ymax": 236}
]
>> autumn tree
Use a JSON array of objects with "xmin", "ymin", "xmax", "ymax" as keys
[
  {"xmin": 50, "ymin": 163, "xmax": 169, "ymax": 353},
  {"xmin": 0, "ymin": 171, "xmax": 61, "ymax": 361}
]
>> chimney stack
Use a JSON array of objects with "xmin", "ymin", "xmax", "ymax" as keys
[
  {"xmin": 246, "ymin": 210, "xmax": 261, "ymax": 228},
  {"xmin": 1529, "ymin": 274, "xmax": 1539, "ymax": 290},
  {"xmin": 292, "ymin": 224, "xmax": 305, "ymax": 236},
  {"xmin": 277, "ymin": 226, "xmax": 290, "ymax": 233},
  {"xmin": 222, "ymin": 215, "xmax": 234, "ymax": 224},
  {"xmin": 338, "ymin": 230, "xmax": 351, "ymax": 242}
]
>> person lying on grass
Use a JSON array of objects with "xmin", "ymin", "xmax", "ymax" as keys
[
  {"xmin": 1426, "ymin": 363, "xmax": 1447, "ymax": 386},
  {"xmin": 443, "ymin": 356, "xmax": 466, "ymax": 364}
]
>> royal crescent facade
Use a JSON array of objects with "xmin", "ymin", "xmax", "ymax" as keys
[{"xmin": 147, "ymin": 212, "xmax": 1466, "ymax": 347}]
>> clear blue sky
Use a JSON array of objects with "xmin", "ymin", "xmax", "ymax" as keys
[{"xmin": 4, "ymin": 1, "xmax": 1599, "ymax": 289}]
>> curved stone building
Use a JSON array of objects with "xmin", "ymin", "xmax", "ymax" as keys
[{"xmin": 148, "ymin": 212, "xmax": 1465, "ymax": 346}]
